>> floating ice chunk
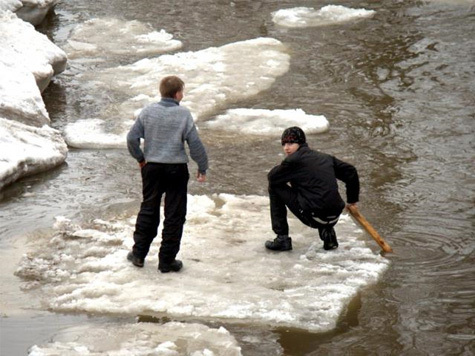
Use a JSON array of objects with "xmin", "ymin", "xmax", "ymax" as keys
[
  {"xmin": 272, "ymin": 5, "xmax": 376, "ymax": 28},
  {"xmin": 63, "ymin": 118, "xmax": 133, "ymax": 149},
  {"xmin": 0, "ymin": 118, "xmax": 68, "ymax": 191},
  {"xmin": 206, "ymin": 108, "xmax": 329, "ymax": 135},
  {"xmin": 27, "ymin": 322, "xmax": 242, "ymax": 356},
  {"xmin": 65, "ymin": 18, "xmax": 183, "ymax": 60},
  {"xmin": 64, "ymin": 37, "xmax": 290, "ymax": 148},
  {"xmin": 16, "ymin": 194, "xmax": 389, "ymax": 332}
]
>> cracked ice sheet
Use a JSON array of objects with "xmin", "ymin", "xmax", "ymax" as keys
[
  {"xmin": 272, "ymin": 5, "xmax": 375, "ymax": 28},
  {"xmin": 63, "ymin": 37, "xmax": 290, "ymax": 148},
  {"xmin": 27, "ymin": 322, "xmax": 242, "ymax": 356},
  {"xmin": 16, "ymin": 194, "xmax": 389, "ymax": 332}
]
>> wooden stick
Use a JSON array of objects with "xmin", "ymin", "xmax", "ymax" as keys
[{"xmin": 346, "ymin": 205, "xmax": 393, "ymax": 253}]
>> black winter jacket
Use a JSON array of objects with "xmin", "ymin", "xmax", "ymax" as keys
[{"xmin": 268, "ymin": 144, "xmax": 359, "ymax": 217}]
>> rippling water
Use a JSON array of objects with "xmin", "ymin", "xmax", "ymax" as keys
[{"xmin": 1, "ymin": 0, "xmax": 474, "ymax": 355}]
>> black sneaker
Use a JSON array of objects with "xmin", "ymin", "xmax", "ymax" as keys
[
  {"xmin": 265, "ymin": 236, "xmax": 292, "ymax": 251},
  {"xmin": 159, "ymin": 259, "xmax": 183, "ymax": 273},
  {"xmin": 322, "ymin": 228, "xmax": 338, "ymax": 250},
  {"xmin": 127, "ymin": 251, "xmax": 144, "ymax": 267}
]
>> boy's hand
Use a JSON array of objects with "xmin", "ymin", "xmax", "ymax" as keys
[
  {"xmin": 197, "ymin": 171, "xmax": 206, "ymax": 182},
  {"xmin": 139, "ymin": 160, "xmax": 147, "ymax": 168}
]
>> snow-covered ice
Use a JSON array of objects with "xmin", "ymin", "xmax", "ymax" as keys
[
  {"xmin": 27, "ymin": 322, "xmax": 242, "ymax": 356},
  {"xmin": 0, "ymin": 11, "xmax": 67, "ymax": 92},
  {"xmin": 0, "ymin": 59, "xmax": 50, "ymax": 127},
  {"xmin": 63, "ymin": 37, "xmax": 290, "ymax": 148},
  {"xmin": 205, "ymin": 108, "xmax": 329, "ymax": 136},
  {"xmin": 272, "ymin": 5, "xmax": 376, "ymax": 28},
  {"xmin": 65, "ymin": 18, "xmax": 183, "ymax": 61},
  {"xmin": 16, "ymin": 194, "xmax": 390, "ymax": 332},
  {"xmin": 0, "ymin": 11, "xmax": 67, "ymax": 127},
  {"xmin": 0, "ymin": 11, "xmax": 68, "ymax": 189},
  {"xmin": 0, "ymin": 117, "xmax": 68, "ymax": 190}
]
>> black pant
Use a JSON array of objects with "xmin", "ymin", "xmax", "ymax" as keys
[
  {"xmin": 132, "ymin": 163, "xmax": 189, "ymax": 265},
  {"xmin": 269, "ymin": 183, "xmax": 339, "ymax": 239}
]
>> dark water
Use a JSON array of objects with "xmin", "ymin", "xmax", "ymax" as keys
[{"xmin": 1, "ymin": 0, "xmax": 474, "ymax": 355}]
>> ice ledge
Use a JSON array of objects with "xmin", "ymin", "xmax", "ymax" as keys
[
  {"xmin": 0, "ymin": 0, "xmax": 61, "ymax": 25},
  {"xmin": 0, "ymin": 117, "xmax": 68, "ymax": 191}
]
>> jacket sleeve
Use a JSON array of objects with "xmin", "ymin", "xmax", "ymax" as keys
[
  {"xmin": 185, "ymin": 118, "xmax": 208, "ymax": 174},
  {"xmin": 268, "ymin": 158, "xmax": 295, "ymax": 185},
  {"xmin": 333, "ymin": 157, "xmax": 360, "ymax": 203},
  {"xmin": 126, "ymin": 116, "xmax": 145, "ymax": 163}
]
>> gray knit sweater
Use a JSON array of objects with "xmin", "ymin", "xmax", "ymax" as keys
[{"xmin": 127, "ymin": 98, "xmax": 208, "ymax": 174}]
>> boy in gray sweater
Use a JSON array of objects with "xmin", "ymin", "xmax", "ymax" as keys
[{"xmin": 126, "ymin": 76, "xmax": 208, "ymax": 273}]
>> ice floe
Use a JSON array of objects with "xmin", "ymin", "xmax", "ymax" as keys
[
  {"xmin": 65, "ymin": 18, "xmax": 183, "ymax": 61},
  {"xmin": 27, "ymin": 322, "xmax": 242, "ymax": 356},
  {"xmin": 272, "ymin": 5, "xmax": 376, "ymax": 28},
  {"xmin": 16, "ymin": 194, "xmax": 389, "ymax": 332},
  {"xmin": 63, "ymin": 37, "xmax": 290, "ymax": 148},
  {"xmin": 205, "ymin": 108, "xmax": 329, "ymax": 136}
]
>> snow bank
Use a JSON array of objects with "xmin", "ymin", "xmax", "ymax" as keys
[
  {"xmin": 0, "ymin": 11, "xmax": 68, "ymax": 189},
  {"xmin": 28, "ymin": 322, "xmax": 242, "ymax": 356},
  {"xmin": 0, "ymin": 117, "xmax": 68, "ymax": 190},
  {"xmin": 0, "ymin": 11, "xmax": 67, "ymax": 92},
  {"xmin": 63, "ymin": 37, "xmax": 290, "ymax": 148},
  {"xmin": 272, "ymin": 5, "xmax": 376, "ymax": 28},
  {"xmin": 205, "ymin": 108, "xmax": 329, "ymax": 135},
  {"xmin": 65, "ymin": 18, "xmax": 183, "ymax": 61},
  {"xmin": 0, "ymin": 11, "xmax": 67, "ymax": 129},
  {"xmin": 16, "ymin": 194, "xmax": 389, "ymax": 332}
]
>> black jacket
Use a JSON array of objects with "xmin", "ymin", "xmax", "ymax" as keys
[{"xmin": 268, "ymin": 144, "xmax": 359, "ymax": 217}]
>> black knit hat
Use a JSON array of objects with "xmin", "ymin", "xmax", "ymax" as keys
[{"xmin": 281, "ymin": 126, "xmax": 306, "ymax": 145}]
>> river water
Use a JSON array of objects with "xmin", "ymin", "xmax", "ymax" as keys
[{"xmin": 1, "ymin": 0, "xmax": 474, "ymax": 355}]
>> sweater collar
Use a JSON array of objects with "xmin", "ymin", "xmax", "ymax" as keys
[{"xmin": 159, "ymin": 97, "xmax": 180, "ymax": 107}]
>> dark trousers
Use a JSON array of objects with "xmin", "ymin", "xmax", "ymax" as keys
[
  {"xmin": 269, "ymin": 183, "xmax": 339, "ymax": 239},
  {"xmin": 132, "ymin": 163, "xmax": 189, "ymax": 265}
]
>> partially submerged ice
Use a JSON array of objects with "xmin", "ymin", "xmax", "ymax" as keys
[
  {"xmin": 272, "ymin": 5, "xmax": 376, "ymax": 28},
  {"xmin": 206, "ymin": 108, "xmax": 329, "ymax": 136},
  {"xmin": 28, "ymin": 322, "xmax": 242, "ymax": 356},
  {"xmin": 16, "ymin": 194, "xmax": 389, "ymax": 332},
  {"xmin": 64, "ymin": 17, "xmax": 183, "ymax": 61}
]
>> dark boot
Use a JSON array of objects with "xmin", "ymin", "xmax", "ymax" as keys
[
  {"xmin": 321, "ymin": 227, "xmax": 338, "ymax": 250},
  {"xmin": 159, "ymin": 259, "xmax": 183, "ymax": 273},
  {"xmin": 127, "ymin": 251, "xmax": 144, "ymax": 267},
  {"xmin": 265, "ymin": 235, "xmax": 292, "ymax": 251}
]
